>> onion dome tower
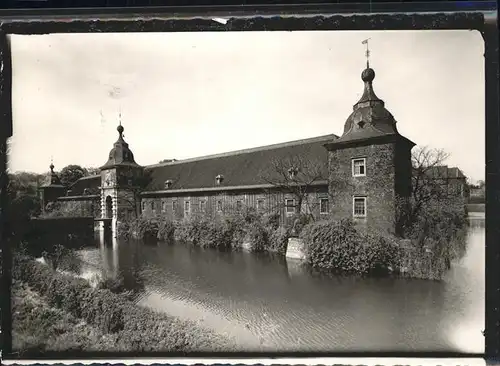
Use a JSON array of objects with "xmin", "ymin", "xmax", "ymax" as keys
[
  {"xmin": 40, "ymin": 162, "xmax": 66, "ymax": 211},
  {"xmin": 99, "ymin": 116, "xmax": 144, "ymax": 236},
  {"xmin": 324, "ymin": 40, "xmax": 416, "ymax": 235},
  {"xmin": 100, "ymin": 123, "xmax": 141, "ymax": 170}
]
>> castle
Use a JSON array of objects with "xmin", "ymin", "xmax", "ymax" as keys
[{"xmin": 40, "ymin": 62, "xmax": 419, "ymax": 236}]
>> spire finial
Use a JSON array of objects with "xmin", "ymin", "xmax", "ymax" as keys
[
  {"xmin": 117, "ymin": 106, "xmax": 124, "ymax": 136},
  {"xmin": 50, "ymin": 156, "xmax": 54, "ymax": 172},
  {"xmin": 362, "ymin": 38, "xmax": 371, "ymax": 68}
]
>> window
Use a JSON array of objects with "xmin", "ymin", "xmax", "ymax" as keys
[
  {"xmin": 150, "ymin": 201, "xmax": 155, "ymax": 211},
  {"xmin": 184, "ymin": 201, "xmax": 190, "ymax": 215},
  {"xmin": 199, "ymin": 200, "xmax": 206, "ymax": 213},
  {"xmin": 216, "ymin": 200, "xmax": 223, "ymax": 212},
  {"xmin": 285, "ymin": 199, "xmax": 295, "ymax": 214},
  {"xmin": 161, "ymin": 201, "xmax": 166, "ymax": 212},
  {"xmin": 353, "ymin": 197, "xmax": 367, "ymax": 217},
  {"xmin": 352, "ymin": 158, "xmax": 366, "ymax": 177},
  {"xmin": 141, "ymin": 201, "xmax": 145, "ymax": 211},
  {"xmin": 236, "ymin": 200, "xmax": 242, "ymax": 211},
  {"xmin": 172, "ymin": 201, "xmax": 178, "ymax": 212},
  {"xmin": 256, "ymin": 199, "xmax": 264, "ymax": 211},
  {"xmin": 320, "ymin": 198, "xmax": 329, "ymax": 214}
]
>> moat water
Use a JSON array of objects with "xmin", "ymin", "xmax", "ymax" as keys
[{"xmin": 76, "ymin": 215, "xmax": 485, "ymax": 353}]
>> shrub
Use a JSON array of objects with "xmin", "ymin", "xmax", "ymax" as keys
[
  {"xmin": 403, "ymin": 198, "xmax": 469, "ymax": 265},
  {"xmin": 157, "ymin": 219, "xmax": 175, "ymax": 243},
  {"xmin": 13, "ymin": 256, "xmax": 231, "ymax": 351},
  {"xmin": 245, "ymin": 221, "xmax": 270, "ymax": 252},
  {"xmin": 266, "ymin": 226, "xmax": 290, "ymax": 255},
  {"xmin": 287, "ymin": 213, "xmax": 314, "ymax": 237},
  {"xmin": 300, "ymin": 219, "xmax": 401, "ymax": 275}
]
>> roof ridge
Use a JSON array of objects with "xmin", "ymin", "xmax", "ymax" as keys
[
  {"xmin": 79, "ymin": 175, "xmax": 100, "ymax": 180},
  {"xmin": 146, "ymin": 134, "xmax": 338, "ymax": 169}
]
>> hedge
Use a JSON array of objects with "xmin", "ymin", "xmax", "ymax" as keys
[{"xmin": 13, "ymin": 255, "xmax": 233, "ymax": 352}]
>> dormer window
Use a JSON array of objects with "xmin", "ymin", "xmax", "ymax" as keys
[
  {"xmin": 83, "ymin": 188, "xmax": 90, "ymax": 195},
  {"xmin": 352, "ymin": 158, "xmax": 366, "ymax": 177},
  {"xmin": 288, "ymin": 167, "xmax": 298, "ymax": 180},
  {"xmin": 216, "ymin": 174, "xmax": 224, "ymax": 185},
  {"xmin": 164, "ymin": 180, "xmax": 173, "ymax": 189}
]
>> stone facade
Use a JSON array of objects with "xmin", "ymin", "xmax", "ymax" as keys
[
  {"xmin": 327, "ymin": 139, "xmax": 413, "ymax": 234},
  {"xmin": 140, "ymin": 185, "xmax": 329, "ymax": 226},
  {"xmin": 41, "ymin": 63, "xmax": 426, "ymax": 237}
]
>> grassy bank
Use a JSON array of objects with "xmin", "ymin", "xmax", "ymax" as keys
[
  {"xmin": 13, "ymin": 255, "xmax": 235, "ymax": 355},
  {"xmin": 12, "ymin": 281, "xmax": 128, "ymax": 356}
]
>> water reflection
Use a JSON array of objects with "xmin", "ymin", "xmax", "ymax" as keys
[{"xmin": 78, "ymin": 219, "xmax": 484, "ymax": 353}]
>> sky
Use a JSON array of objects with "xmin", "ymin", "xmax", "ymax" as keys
[{"xmin": 8, "ymin": 30, "xmax": 484, "ymax": 182}]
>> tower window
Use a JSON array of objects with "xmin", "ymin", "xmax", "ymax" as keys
[
  {"xmin": 352, "ymin": 158, "xmax": 366, "ymax": 177},
  {"xmin": 353, "ymin": 197, "xmax": 367, "ymax": 218},
  {"xmin": 320, "ymin": 198, "xmax": 329, "ymax": 214}
]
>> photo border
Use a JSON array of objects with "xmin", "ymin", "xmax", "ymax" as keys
[{"xmin": 0, "ymin": 2, "xmax": 497, "ymax": 362}]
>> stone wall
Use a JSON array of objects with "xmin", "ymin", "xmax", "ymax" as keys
[
  {"xmin": 328, "ymin": 142, "xmax": 400, "ymax": 233},
  {"xmin": 55, "ymin": 196, "xmax": 101, "ymax": 217},
  {"xmin": 139, "ymin": 186, "xmax": 329, "ymax": 225}
]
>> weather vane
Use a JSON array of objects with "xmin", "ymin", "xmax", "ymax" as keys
[{"xmin": 362, "ymin": 38, "xmax": 371, "ymax": 68}]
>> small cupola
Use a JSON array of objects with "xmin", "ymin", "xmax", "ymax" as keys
[
  {"xmin": 41, "ymin": 162, "xmax": 65, "ymax": 188},
  {"xmin": 100, "ymin": 121, "xmax": 141, "ymax": 170},
  {"xmin": 216, "ymin": 174, "xmax": 224, "ymax": 185},
  {"xmin": 333, "ymin": 42, "xmax": 400, "ymax": 144}
]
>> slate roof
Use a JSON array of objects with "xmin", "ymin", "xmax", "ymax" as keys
[
  {"xmin": 329, "ymin": 66, "xmax": 415, "ymax": 148},
  {"xmin": 144, "ymin": 134, "xmax": 337, "ymax": 191},
  {"xmin": 68, "ymin": 175, "xmax": 101, "ymax": 195},
  {"xmin": 68, "ymin": 134, "xmax": 338, "ymax": 195}
]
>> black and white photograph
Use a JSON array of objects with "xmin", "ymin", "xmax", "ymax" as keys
[{"xmin": 7, "ymin": 29, "xmax": 485, "ymax": 356}]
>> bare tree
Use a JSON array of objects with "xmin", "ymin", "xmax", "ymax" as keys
[
  {"xmin": 259, "ymin": 154, "xmax": 326, "ymax": 218},
  {"xmin": 397, "ymin": 146, "xmax": 466, "ymax": 233}
]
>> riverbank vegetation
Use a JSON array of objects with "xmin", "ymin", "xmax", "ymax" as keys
[
  {"xmin": 119, "ymin": 208, "xmax": 291, "ymax": 255},
  {"xmin": 12, "ymin": 252, "xmax": 234, "ymax": 356}
]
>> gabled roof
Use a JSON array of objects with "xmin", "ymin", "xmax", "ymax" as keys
[
  {"xmin": 68, "ymin": 174, "xmax": 101, "ymax": 195},
  {"xmin": 144, "ymin": 134, "xmax": 337, "ymax": 191}
]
